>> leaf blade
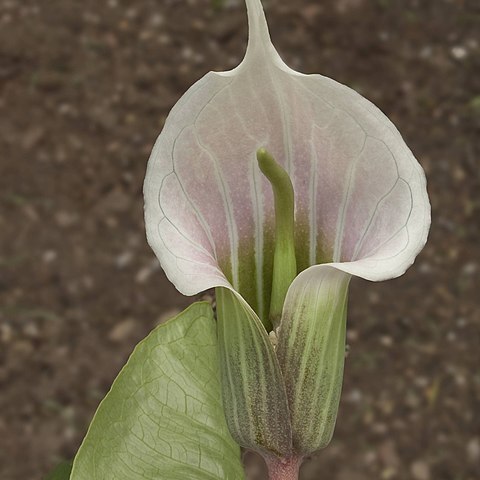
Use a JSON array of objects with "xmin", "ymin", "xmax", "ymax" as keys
[{"xmin": 70, "ymin": 302, "xmax": 244, "ymax": 480}]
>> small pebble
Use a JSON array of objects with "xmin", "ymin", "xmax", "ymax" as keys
[
  {"xmin": 380, "ymin": 335, "xmax": 393, "ymax": 347},
  {"xmin": 115, "ymin": 251, "xmax": 134, "ymax": 269},
  {"xmin": 451, "ymin": 45, "xmax": 467, "ymax": 60},
  {"xmin": 0, "ymin": 323, "xmax": 13, "ymax": 343},
  {"xmin": 467, "ymin": 437, "xmax": 480, "ymax": 464},
  {"xmin": 42, "ymin": 250, "xmax": 57, "ymax": 263},
  {"xmin": 462, "ymin": 262, "xmax": 477, "ymax": 276},
  {"xmin": 55, "ymin": 211, "xmax": 77, "ymax": 228},
  {"xmin": 108, "ymin": 319, "xmax": 136, "ymax": 342},
  {"xmin": 346, "ymin": 389, "xmax": 363, "ymax": 403},
  {"xmin": 410, "ymin": 460, "xmax": 430, "ymax": 480},
  {"xmin": 23, "ymin": 322, "xmax": 40, "ymax": 338}
]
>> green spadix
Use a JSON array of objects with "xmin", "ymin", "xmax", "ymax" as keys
[{"xmin": 257, "ymin": 148, "xmax": 297, "ymax": 327}]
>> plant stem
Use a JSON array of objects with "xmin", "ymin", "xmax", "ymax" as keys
[{"xmin": 265, "ymin": 456, "xmax": 302, "ymax": 480}]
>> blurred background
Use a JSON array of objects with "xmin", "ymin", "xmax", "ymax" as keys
[{"xmin": 0, "ymin": 0, "xmax": 479, "ymax": 479}]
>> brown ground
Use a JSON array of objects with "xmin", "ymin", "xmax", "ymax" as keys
[{"xmin": 0, "ymin": 0, "xmax": 479, "ymax": 479}]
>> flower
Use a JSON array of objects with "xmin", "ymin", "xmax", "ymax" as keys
[{"xmin": 144, "ymin": 0, "xmax": 430, "ymax": 464}]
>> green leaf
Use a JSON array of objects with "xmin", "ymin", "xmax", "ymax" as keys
[
  {"xmin": 71, "ymin": 302, "xmax": 244, "ymax": 480},
  {"xmin": 44, "ymin": 461, "xmax": 72, "ymax": 480},
  {"xmin": 216, "ymin": 287, "xmax": 292, "ymax": 458}
]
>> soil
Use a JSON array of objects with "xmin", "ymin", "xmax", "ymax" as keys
[{"xmin": 0, "ymin": 0, "xmax": 479, "ymax": 479}]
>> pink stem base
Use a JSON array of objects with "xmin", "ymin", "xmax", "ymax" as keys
[{"xmin": 265, "ymin": 455, "xmax": 303, "ymax": 480}]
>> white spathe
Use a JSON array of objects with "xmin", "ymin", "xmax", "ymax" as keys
[{"xmin": 144, "ymin": 0, "xmax": 430, "ymax": 313}]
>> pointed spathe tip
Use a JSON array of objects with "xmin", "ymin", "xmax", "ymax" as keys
[{"xmin": 245, "ymin": 0, "xmax": 274, "ymax": 58}]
